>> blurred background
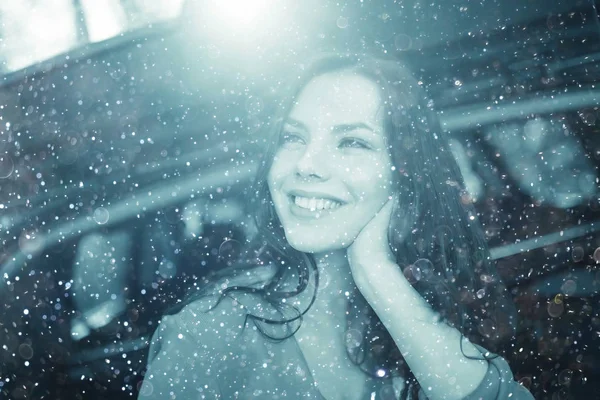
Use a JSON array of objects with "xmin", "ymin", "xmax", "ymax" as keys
[{"xmin": 0, "ymin": 0, "xmax": 600, "ymax": 398}]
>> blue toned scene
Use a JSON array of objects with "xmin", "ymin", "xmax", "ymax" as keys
[{"xmin": 0, "ymin": 1, "xmax": 598, "ymax": 399}]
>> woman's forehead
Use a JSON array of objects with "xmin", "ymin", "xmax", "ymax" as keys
[{"xmin": 288, "ymin": 71, "xmax": 384, "ymax": 130}]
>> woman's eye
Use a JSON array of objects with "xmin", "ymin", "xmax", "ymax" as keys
[
  {"xmin": 339, "ymin": 138, "xmax": 371, "ymax": 150},
  {"xmin": 279, "ymin": 132, "xmax": 305, "ymax": 146}
]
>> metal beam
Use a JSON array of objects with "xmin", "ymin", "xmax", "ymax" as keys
[{"xmin": 439, "ymin": 86, "xmax": 600, "ymax": 131}]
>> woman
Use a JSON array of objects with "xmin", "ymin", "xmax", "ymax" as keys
[{"xmin": 138, "ymin": 55, "xmax": 533, "ymax": 400}]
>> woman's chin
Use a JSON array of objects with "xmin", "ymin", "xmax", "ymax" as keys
[{"xmin": 284, "ymin": 235, "xmax": 350, "ymax": 254}]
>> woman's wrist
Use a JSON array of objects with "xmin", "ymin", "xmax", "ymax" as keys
[{"xmin": 350, "ymin": 256, "xmax": 430, "ymax": 318}]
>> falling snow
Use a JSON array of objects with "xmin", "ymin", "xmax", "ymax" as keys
[{"xmin": 0, "ymin": 0, "xmax": 598, "ymax": 399}]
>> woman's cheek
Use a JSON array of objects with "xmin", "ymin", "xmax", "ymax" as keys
[
  {"xmin": 372, "ymin": 162, "xmax": 394, "ymax": 189},
  {"xmin": 268, "ymin": 158, "xmax": 288, "ymax": 183},
  {"xmin": 348, "ymin": 161, "xmax": 389, "ymax": 185},
  {"xmin": 348, "ymin": 164, "xmax": 372, "ymax": 182}
]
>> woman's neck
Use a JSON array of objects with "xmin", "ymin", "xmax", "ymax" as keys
[
  {"xmin": 301, "ymin": 249, "xmax": 368, "ymax": 330},
  {"xmin": 312, "ymin": 250, "xmax": 358, "ymax": 302}
]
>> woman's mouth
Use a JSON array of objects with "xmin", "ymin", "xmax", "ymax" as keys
[
  {"xmin": 289, "ymin": 195, "xmax": 344, "ymax": 218},
  {"xmin": 293, "ymin": 196, "xmax": 342, "ymax": 210}
]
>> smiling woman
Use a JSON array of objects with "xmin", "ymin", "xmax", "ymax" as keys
[
  {"xmin": 138, "ymin": 54, "xmax": 534, "ymax": 400},
  {"xmin": 268, "ymin": 71, "xmax": 393, "ymax": 254}
]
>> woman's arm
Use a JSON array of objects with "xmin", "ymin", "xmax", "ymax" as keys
[
  {"xmin": 354, "ymin": 256, "xmax": 533, "ymax": 400},
  {"xmin": 347, "ymin": 200, "xmax": 532, "ymax": 400}
]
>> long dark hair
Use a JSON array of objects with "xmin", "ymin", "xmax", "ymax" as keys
[{"xmin": 172, "ymin": 54, "xmax": 517, "ymax": 398}]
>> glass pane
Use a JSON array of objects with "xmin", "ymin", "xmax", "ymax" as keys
[
  {"xmin": 0, "ymin": 0, "xmax": 185, "ymax": 73},
  {"xmin": 0, "ymin": 0, "xmax": 78, "ymax": 72},
  {"xmin": 1, "ymin": 1, "xmax": 600, "ymax": 399},
  {"xmin": 80, "ymin": 0, "xmax": 128, "ymax": 43}
]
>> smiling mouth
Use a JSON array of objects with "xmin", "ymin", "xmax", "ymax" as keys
[{"xmin": 290, "ymin": 195, "xmax": 343, "ymax": 212}]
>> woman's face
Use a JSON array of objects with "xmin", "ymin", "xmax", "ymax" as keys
[{"xmin": 267, "ymin": 71, "xmax": 394, "ymax": 254}]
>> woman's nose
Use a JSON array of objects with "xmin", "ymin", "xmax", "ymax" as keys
[{"xmin": 295, "ymin": 144, "xmax": 331, "ymax": 181}]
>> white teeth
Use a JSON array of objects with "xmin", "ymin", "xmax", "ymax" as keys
[
  {"xmin": 316, "ymin": 199, "xmax": 325, "ymax": 210},
  {"xmin": 293, "ymin": 196, "xmax": 341, "ymax": 211},
  {"xmin": 296, "ymin": 196, "xmax": 309, "ymax": 209}
]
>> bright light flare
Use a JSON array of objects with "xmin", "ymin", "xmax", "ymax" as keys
[
  {"xmin": 198, "ymin": 0, "xmax": 290, "ymax": 43},
  {"xmin": 184, "ymin": 0, "xmax": 310, "ymax": 78},
  {"xmin": 212, "ymin": 0, "xmax": 269, "ymax": 28}
]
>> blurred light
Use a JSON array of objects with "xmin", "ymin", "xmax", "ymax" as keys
[
  {"xmin": 80, "ymin": 0, "xmax": 127, "ymax": 42},
  {"xmin": 181, "ymin": 0, "xmax": 306, "ymax": 81},
  {"xmin": 131, "ymin": 0, "xmax": 185, "ymax": 22},
  {"xmin": 0, "ymin": 0, "xmax": 78, "ymax": 72},
  {"xmin": 211, "ymin": 0, "xmax": 269, "ymax": 28},
  {"xmin": 194, "ymin": 0, "xmax": 294, "ymax": 51}
]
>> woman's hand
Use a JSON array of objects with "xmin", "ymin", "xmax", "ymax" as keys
[
  {"xmin": 346, "ymin": 198, "xmax": 498, "ymax": 400},
  {"xmin": 346, "ymin": 197, "xmax": 398, "ymax": 298}
]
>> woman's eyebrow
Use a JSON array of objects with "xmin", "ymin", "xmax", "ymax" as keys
[
  {"xmin": 285, "ymin": 119, "xmax": 379, "ymax": 136},
  {"xmin": 283, "ymin": 118, "xmax": 308, "ymax": 131},
  {"xmin": 331, "ymin": 122, "xmax": 376, "ymax": 135}
]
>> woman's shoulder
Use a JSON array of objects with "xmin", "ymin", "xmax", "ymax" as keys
[
  {"xmin": 142, "ymin": 283, "xmax": 267, "ymax": 399},
  {"xmin": 168, "ymin": 295, "xmax": 248, "ymax": 335},
  {"xmin": 159, "ymin": 264, "xmax": 280, "ymax": 341},
  {"xmin": 147, "ymin": 296, "xmax": 247, "ymax": 363}
]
